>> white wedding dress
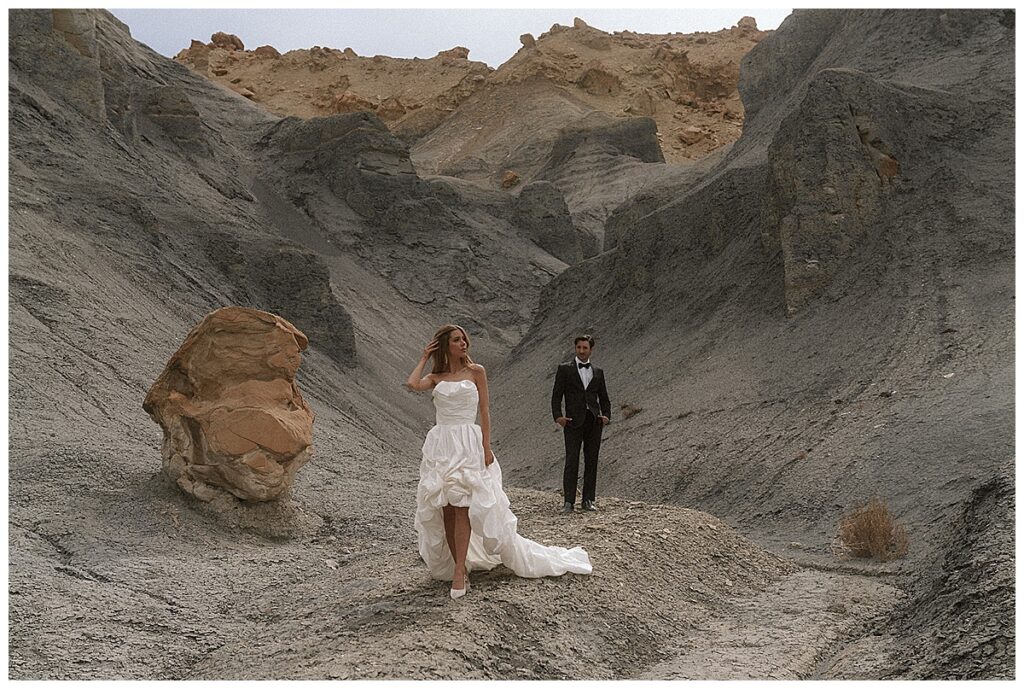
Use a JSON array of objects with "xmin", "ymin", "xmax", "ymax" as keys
[{"xmin": 414, "ymin": 379, "xmax": 593, "ymax": 581}]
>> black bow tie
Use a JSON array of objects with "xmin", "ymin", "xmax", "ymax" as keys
[{"xmin": 577, "ymin": 362, "xmax": 591, "ymax": 369}]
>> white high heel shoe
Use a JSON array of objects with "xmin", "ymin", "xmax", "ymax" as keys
[{"xmin": 450, "ymin": 570, "xmax": 470, "ymax": 599}]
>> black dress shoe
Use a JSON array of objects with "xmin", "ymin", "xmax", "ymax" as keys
[
  {"xmin": 581, "ymin": 500, "xmax": 598, "ymax": 512},
  {"xmin": 560, "ymin": 502, "xmax": 574, "ymax": 514}
]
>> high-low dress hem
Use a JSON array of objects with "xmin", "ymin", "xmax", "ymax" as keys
[{"xmin": 414, "ymin": 379, "xmax": 593, "ymax": 582}]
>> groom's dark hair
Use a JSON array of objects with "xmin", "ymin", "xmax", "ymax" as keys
[{"xmin": 574, "ymin": 335, "xmax": 594, "ymax": 347}]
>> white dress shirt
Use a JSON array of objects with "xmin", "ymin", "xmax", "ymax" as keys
[{"xmin": 574, "ymin": 356, "xmax": 594, "ymax": 389}]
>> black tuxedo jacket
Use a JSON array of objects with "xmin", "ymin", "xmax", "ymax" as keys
[{"xmin": 551, "ymin": 360, "xmax": 611, "ymax": 429}]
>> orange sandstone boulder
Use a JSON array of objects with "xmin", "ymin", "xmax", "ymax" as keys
[{"xmin": 143, "ymin": 307, "xmax": 314, "ymax": 502}]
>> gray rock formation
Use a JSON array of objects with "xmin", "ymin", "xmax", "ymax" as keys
[
  {"xmin": 513, "ymin": 181, "xmax": 584, "ymax": 264},
  {"xmin": 199, "ymin": 234, "xmax": 357, "ymax": 367},
  {"xmin": 253, "ymin": 111, "xmax": 568, "ymax": 346},
  {"xmin": 878, "ymin": 465, "xmax": 1014, "ymax": 678},
  {"xmin": 10, "ymin": 10, "xmax": 106, "ymax": 122},
  {"xmin": 533, "ymin": 112, "xmax": 669, "ymax": 251},
  {"xmin": 496, "ymin": 9, "xmax": 1014, "ymax": 679},
  {"xmin": 259, "ymin": 112, "xmax": 419, "ymax": 221}
]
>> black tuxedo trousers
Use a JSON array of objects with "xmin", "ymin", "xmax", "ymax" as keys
[{"xmin": 562, "ymin": 410, "xmax": 602, "ymax": 504}]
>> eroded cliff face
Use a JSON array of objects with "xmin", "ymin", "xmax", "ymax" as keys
[
  {"xmin": 171, "ymin": 16, "xmax": 770, "ymax": 253},
  {"xmin": 173, "ymin": 16, "xmax": 769, "ymax": 170}
]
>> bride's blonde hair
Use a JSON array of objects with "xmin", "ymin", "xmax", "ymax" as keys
[{"xmin": 431, "ymin": 324, "xmax": 473, "ymax": 374}]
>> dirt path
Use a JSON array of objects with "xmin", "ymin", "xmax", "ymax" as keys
[{"xmin": 639, "ymin": 569, "xmax": 901, "ymax": 679}]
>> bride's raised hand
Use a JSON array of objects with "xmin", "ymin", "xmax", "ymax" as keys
[{"xmin": 422, "ymin": 338, "xmax": 439, "ymax": 360}]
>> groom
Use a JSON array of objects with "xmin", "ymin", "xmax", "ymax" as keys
[{"xmin": 551, "ymin": 334, "xmax": 611, "ymax": 513}]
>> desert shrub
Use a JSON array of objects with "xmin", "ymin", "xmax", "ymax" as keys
[{"xmin": 833, "ymin": 497, "xmax": 909, "ymax": 561}]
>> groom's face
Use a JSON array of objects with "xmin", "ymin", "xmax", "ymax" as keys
[{"xmin": 575, "ymin": 340, "xmax": 592, "ymax": 362}]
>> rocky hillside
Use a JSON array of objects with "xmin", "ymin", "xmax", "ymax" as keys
[
  {"xmin": 175, "ymin": 33, "xmax": 492, "ymax": 142},
  {"xmin": 414, "ymin": 17, "xmax": 767, "ymax": 177},
  {"xmin": 492, "ymin": 8, "xmax": 1014, "ymax": 677},
  {"xmin": 174, "ymin": 17, "xmax": 769, "ymax": 256},
  {"xmin": 174, "ymin": 16, "xmax": 768, "ymax": 171}
]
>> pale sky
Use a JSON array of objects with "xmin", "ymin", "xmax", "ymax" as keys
[{"xmin": 110, "ymin": 9, "xmax": 792, "ymax": 68}]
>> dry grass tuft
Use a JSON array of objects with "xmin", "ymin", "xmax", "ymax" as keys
[{"xmin": 833, "ymin": 497, "xmax": 909, "ymax": 561}]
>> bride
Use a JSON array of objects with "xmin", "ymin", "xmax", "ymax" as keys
[{"xmin": 405, "ymin": 324, "xmax": 592, "ymax": 599}]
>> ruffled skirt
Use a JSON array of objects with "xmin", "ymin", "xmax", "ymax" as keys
[{"xmin": 415, "ymin": 422, "xmax": 593, "ymax": 581}]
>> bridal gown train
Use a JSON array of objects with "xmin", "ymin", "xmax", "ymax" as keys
[{"xmin": 414, "ymin": 379, "xmax": 593, "ymax": 580}]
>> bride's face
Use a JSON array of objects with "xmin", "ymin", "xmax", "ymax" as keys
[{"xmin": 447, "ymin": 329, "xmax": 468, "ymax": 360}]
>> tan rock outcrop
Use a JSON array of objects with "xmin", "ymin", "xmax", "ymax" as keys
[
  {"xmin": 173, "ymin": 17, "xmax": 768, "ymax": 165},
  {"xmin": 175, "ymin": 36, "xmax": 491, "ymax": 125},
  {"xmin": 501, "ymin": 170, "xmax": 522, "ymax": 188},
  {"xmin": 143, "ymin": 307, "xmax": 314, "ymax": 503},
  {"xmin": 626, "ymin": 88, "xmax": 658, "ymax": 116},
  {"xmin": 577, "ymin": 62, "xmax": 623, "ymax": 96},
  {"xmin": 332, "ymin": 89, "xmax": 375, "ymax": 114},
  {"xmin": 376, "ymin": 96, "xmax": 407, "ymax": 121},
  {"xmin": 176, "ymin": 39, "xmax": 210, "ymax": 72},
  {"xmin": 679, "ymin": 125, "xmax": 705, "ymax": 144},
  {"xmin": 210, "ymin": 31, "xmax": 244, "ymax": 51},
  {"xmin": 437, "ymin": 46, "xmax": 470, "ymax": 60},
  {"xmin": 253, "ymin": 45, "xmax": 281, "ymax": 59},
  {"xmin": 470, "ymin": 17, "xmax": 768, "ymax": 165}
]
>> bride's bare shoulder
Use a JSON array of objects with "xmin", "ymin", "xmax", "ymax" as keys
[{"xmin": 468, "ymin": 363, "xmax": 486, "ymax": 376}]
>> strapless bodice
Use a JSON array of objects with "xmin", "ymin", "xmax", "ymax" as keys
[{"xmin": 432, "ymin": 379, "xmax": 479, "ymax": 425}]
